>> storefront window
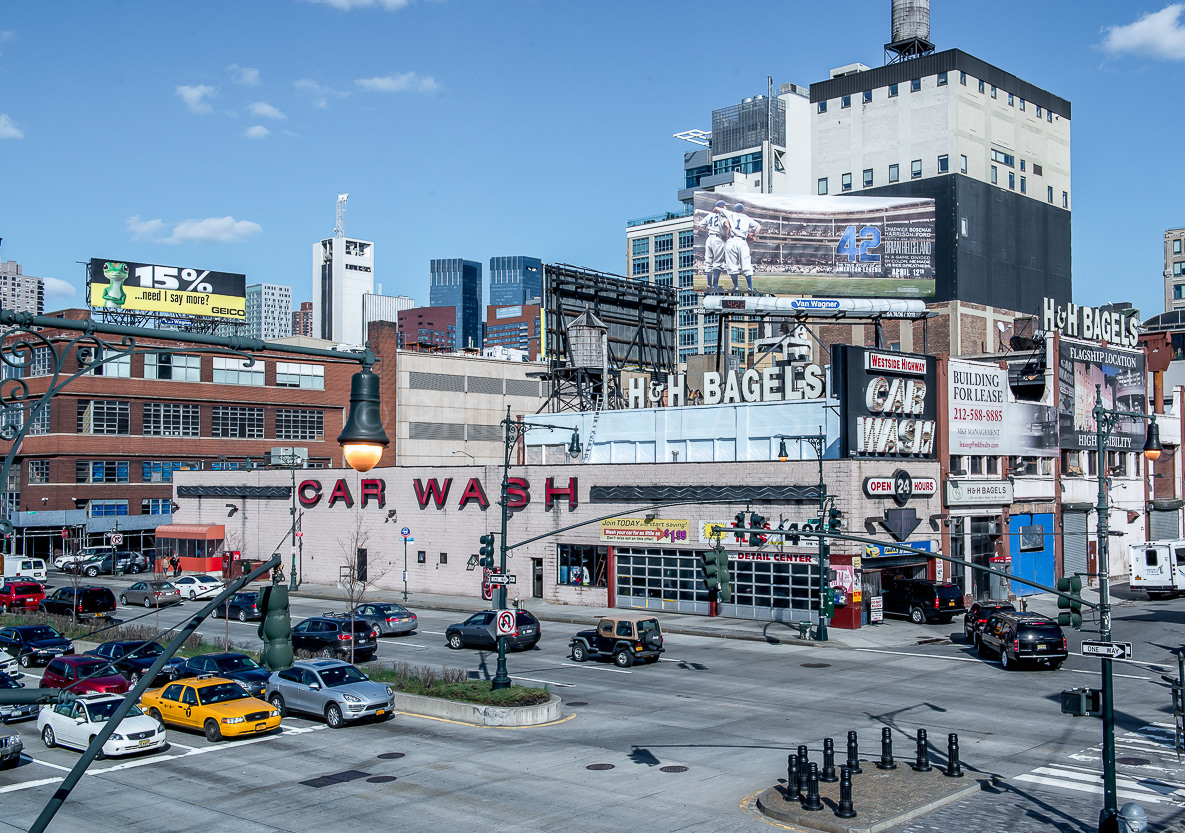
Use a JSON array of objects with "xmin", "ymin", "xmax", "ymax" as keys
[{"xmin": 557, "ymin": 544, "xmax": 607, "ymax": 586}]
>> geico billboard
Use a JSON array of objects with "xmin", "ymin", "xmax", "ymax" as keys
[
  {"xmin": 88, "ymin": 258, "xmax": 247, "ymax": 320},
  {"xmin": 692, "ymin": 190, "xmax": 936, "ymax": 298}
]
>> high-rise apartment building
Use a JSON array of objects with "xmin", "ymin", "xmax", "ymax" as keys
[
  {"xmin": 313, "ymin": 237, "xmax": 374, "ymax": 344},
  {"xmin": 245, "ymin": 283, "xmax": 292, "ymax": 341},
  {"xmin": 292, "ymin": 301, "xmax": 314, "ymax": 337},
  {"xmin": 0, "ymin": 261, "xmax": 45, "ymax": 316},
  {"xmin": 489, "ymin": 256, "xmax": 542, "ymax": 307},
  {"xmin": 1166, "ymin": 227, "xmax": 1185, "ymax": 312},
  {"xmin": 429, "ymin": 259, "xmax": 482, "ymax": 350}
]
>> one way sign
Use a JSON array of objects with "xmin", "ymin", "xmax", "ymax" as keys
[{"xmin": 1081, "ymin": 640, "xmax": 1133, "ymax": 660}]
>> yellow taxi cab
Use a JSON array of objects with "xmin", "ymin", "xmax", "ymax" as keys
[{"xmin": 140, "ymin": 674, "xmax": 281, "ymax": 742}]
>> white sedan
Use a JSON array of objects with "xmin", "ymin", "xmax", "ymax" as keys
[
  {"xmin": 171, "ymin": 575, "xmax": 224, "ymax": 600},
  {"xmin": 38, "ymin": 695, "xmax": 166, "ymax": 758}
]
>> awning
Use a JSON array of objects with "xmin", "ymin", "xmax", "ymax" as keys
[
  {"xmin": 860, "ymin": 553, "xmax": 932, "ymax": 571},
  {"xmin": 154, "ymin": 524, "xmax": 226, "ymax": 540}
]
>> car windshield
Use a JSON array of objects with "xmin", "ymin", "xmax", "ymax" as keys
[
  {"xmin": 936, "ymin": 586, "xmax": 964, "ymax": 602},
  {"xmin": 12, "ymin": 586, "xmax": 38, "ymax": 596},
  {"xmin": 636, "ymin": 619, "xmax": 660, "ymax": 635},
  {"xmin": 75, "ymin": 661, "xmax": 117, "ymax": 678},
  {"xmin": 197, "ymin": 683, "xmax": 249, "ymax": 704},
  {"xmin": 150, "ymin": 582, "xmax": 175, "ymax": 591},
  {"xmin": 193, "ymin": 575, "xmax": 218, "ymax": 583},
  {"xmin": 1022, "ymin": 625, "xmax": 1064, "ymax": 640},
  {"xmin": 85, "ymin": 700, "xmax": 142, "ymax": 721},
  {"xmin": 0, "ymin": 674, "xmax": 19, "ymax": 689},
  {"xmin": 319, "ymin": 666, "xmax": 369, "ymax": 688},
  {"xmin": 375, "ymin": 605, "xmax": 407, "ymax": 615},
  {"xmin": 515, "ymin": 611, "xmax": 536, "ymax": 625},
  {"xmin": 126, "ymin": 642, "xmax": 163, "ymax": 658},
  {"xmin": 22, "ymin": 626, "xmax": 61, "ymax": 641},
  {"xmin": 215, "ymin": 656, "xmax": 262, "ymax": 673}
]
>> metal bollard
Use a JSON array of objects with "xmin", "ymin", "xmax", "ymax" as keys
[
  {"xmin": 835, "ymin": 766, "xmax": 857, "ymax": 819},
  {"xmin": 786, "ymin": 754, "xmax": 800, "ymax": 801},
  {"xmin": 876, "ymin": 726, "xmax": 897, "ymax": 770},
  {"xmin": 802, "ymin": 762, "xmax": 824, "ymax": 811},
  {"xmin": 797, "ymin": 744, "xmax": 809, "ymax": 771},
  {"xmin": 846, "ymin": 730, "xmax": 862, "ymax": 774},
  {"xmin": 821, "ymin": 737, "xmax": 838, "ymax": 782},
  {"xmin": 797, "ymin": 748, "xmax": 810, "ymax": 799},
  {"xmin": 944, "ymin": 733, "xmax": 963, "ymax": 777},
  {"xmin": 912, "ymin": 728, "xmax": 932, "ymax": 772}
]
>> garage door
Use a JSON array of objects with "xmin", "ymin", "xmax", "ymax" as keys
[
  {"xmin": 1150, "ymin": 509, "xmax": 1181, "ymax": 541},
  {"xmin": 1063, "ymin": 511, "xmax": 1088, "ymax": 579}
]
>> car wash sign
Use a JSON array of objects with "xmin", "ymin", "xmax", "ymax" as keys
[{"xmin": 835, "ymin": 345, "xmax": 937, "ymax": 459}]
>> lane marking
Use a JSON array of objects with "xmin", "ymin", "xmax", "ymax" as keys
[
  {"xmin": 165, "ymin": 741, "xmax": 197, "ymax": 751},
  {"xmin": 1067, "ymin": 668, "xmax": 1152, "ymax": 681},
  {"xmin": 421, "ymin": 630, "xmax": 446, "ymax": 636},
  {"xmin": 511, "ymin": 676, "xmax": 574, "ymax": 688},
  {"xmin": 853, "ymin": 648, "xmax": 984, "ymax": 664},
  {"xmin": 22, "ymin": 756, "xmax": 72, "ymax": 772},
  {"xmin": 375, "ymin": 641, "xmax": 428, "ymax": 651},
  {"xmin": 1014, "ymin": 773, "xmax": 1179, "ymax": 805},
  {"xmin": 561, "ymin": 662, "xmax": 631, "ymax": 674}
]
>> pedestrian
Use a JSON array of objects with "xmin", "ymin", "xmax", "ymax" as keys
[{"xmin": 172, "ymin": 555, "xmax": 180, "ymax": 578}]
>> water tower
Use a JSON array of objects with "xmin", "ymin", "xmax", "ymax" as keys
[{"xmin": 885, "ymin": 0, "xmax": 934, "ymax": 63}]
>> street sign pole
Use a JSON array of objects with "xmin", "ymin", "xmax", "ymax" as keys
[{"xmin": 403, "ymin": 536, "xmax": 408, "ymax": 602}]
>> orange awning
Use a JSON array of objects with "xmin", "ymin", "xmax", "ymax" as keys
[{"xmin": 154, "ymin": 524, "xmax": 225, "ymax": 540}]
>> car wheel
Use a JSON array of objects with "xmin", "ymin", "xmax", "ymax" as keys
[
  {"xmin": 613, "ymin": 649, "xmax": 634, "ymax": 668},
  {"xmin": 0, "ymin": 603, "xmax": 7, "ymax": 614},
  {"xmin": 129, "ymin": 672, "xmax": 142, "ymax": 687},
  {"xmin": 119, "ymin": 595, "xmax": 127, "ymax": 606},
  {"xmin": 189, "ymin": 590, "xmax": 197, "ymax": 600},
  {"xmin": 319, "ymin": 647, "xmax": 334, "ymax": 658},
  {"xmin": 1000, "ymin": 650, "xmax": 1011, "ymax": 670},
  {"xmin": 18, "ymin": 653, "xmax": 31, "ymax": 668},
  {"xmin": 269, "ymin": 693, "xmax": 286, "ymax": 717},
  {"xmin": 143, "ymin": 598, "xmax": 152, "ymax": 608},
  {"xmin": 325, "ymin": 703, "xmax": 344, "ymax": 729},
  {"xmin": 910, "ymin": 607, "xmax": 926, "ymax": 625},
  {"xmin": 42, "ymin": 726, "xmax": 56, "ymax": 748},
  {"xmin": 85, "ymin": 567, "xmax": 98, "ymax": 578},
  {"xmin": 447, "ymin": 633, "xmax": 464, "ymax": 650},
  {"xmin": 89, "ymin": 737, "xmax": 105, "ymax": 760},
  {"xmin": 204, "ymin": 719, "xmax": 222, "ymax": 743},
  {"xmin": 149, "ymin": 708, "xmax": 163, "ymax": 723},
  {"xmin": 237, "ymin": 609, "xmax": 248, "ymax": 623},
  {"xmin": 571, "ymin": 642, "xmax": 588, "ymax": 662}
]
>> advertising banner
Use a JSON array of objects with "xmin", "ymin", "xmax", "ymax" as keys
[
  {"xmin": 863, "ymin": 540, "xmax": 935, "ymax": 558},
  {"xmin": 692, "ymin": 191, "xmax": 936, "ymax": 298},
  {"xmin": 834, "ymin": 345, "xmax": 937, "ymax": 459},
  {"xmin": 1057, "ymin": 339, "xmax": 1147, "ymax": 451},
  {"xmin": 948, "ymin": 359, "xmax": 1058, "ymax": 456},
  {"xmin": 89, "ymin": 258, "xmax": 246, "ymax": 320},
  {"xmin": 600, "ymin": 518, "xmax": 690, "ymax": 544}
]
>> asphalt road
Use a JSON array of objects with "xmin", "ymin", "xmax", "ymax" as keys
[{"xmin": 2, "ymin": 575, "xmax": 1183, "ymax": 832}]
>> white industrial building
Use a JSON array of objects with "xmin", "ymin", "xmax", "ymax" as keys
[{"xmin": 313, "ymin": 236, "xmax": 374, "ymax": 345}]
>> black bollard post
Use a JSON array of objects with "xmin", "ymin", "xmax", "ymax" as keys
[
  {"xmin": 797, "ymin": 750, "xmax": 810, "ymax": 799},
  {"xmin": 846, "ymin": 730, "xmax": 862, "ymax": 774},
  {"xmin": 797, "ymin": 744, "xmax": 809, "ymax": 771},
  {"xmin": 802, "ymin": 762, "xmax": 824, "ymax": 811},
  {"xmin": 944, "ymin": 733, "xmax": 963, "ymax": 778},
  {"xmin": 876, "ymin": 727, "xmax": 897, "ymax": 770},
  {"xmin": 835, "ymin": 766, "xmax": 857, "ymax": 819},
  {"xmin": 913, "ymin": 728, "xmax": 932, "ymax": 772},
  {"xmin": 786, "ymin": 754, "xmax": 800, "ymax": 801},
  {"xmin": 821, "ymin": 737, "xmax": 838, "ymax": 782}
]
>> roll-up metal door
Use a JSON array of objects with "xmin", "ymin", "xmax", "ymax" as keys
[
  {"xmin": 1150, "ymin": 509, "xmax": 1181, "ymax": 541},
  {"xmin": 1063, "ymin": 511, "xmax": 1088, "ymax": 578}
]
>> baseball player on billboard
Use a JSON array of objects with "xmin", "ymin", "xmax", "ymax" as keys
[
  {"xmin": 725, "ymin": 202, "xmax": 762, "ymax": 294},
  {"xmin": 696, "ymin": 199, "xmax": 731, "ymax": 294}
]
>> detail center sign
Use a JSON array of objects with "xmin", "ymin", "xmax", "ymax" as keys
[{"xmin": 835, "ymin": 345, "xmax": 937, "ymax": 459}]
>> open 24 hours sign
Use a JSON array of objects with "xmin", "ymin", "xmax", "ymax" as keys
[{"xmin": 600, "ymin": 519, "xmax": 690, "ymax": 543}]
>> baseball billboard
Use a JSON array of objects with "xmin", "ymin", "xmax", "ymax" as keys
[
  {"xmin": 948, "ymin": 359, "xmax": 1058, "ymax": 456},
  {"xmin": 1058, "ymin": 338, "xmax": 1147, "ymax": 451},
  {"xmin": 88, "ymin": 258, "xmax": 246, "ymax": 320},
  {"xmin": 692, "ymin": 191, "xmax": 936, "ymax": 298}
]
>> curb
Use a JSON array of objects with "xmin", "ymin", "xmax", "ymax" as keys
[{"xmin": 391, "ymin": 691, "xmax": 562, "ymax": 727}]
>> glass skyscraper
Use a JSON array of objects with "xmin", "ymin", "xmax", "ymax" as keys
[
  {"xmin": 429, "ymin": 258, "xmax": 483, "ymax": 349},
  {"xmin": 489, "ymin": 256, "xmax": 542, "ymax": 307}
]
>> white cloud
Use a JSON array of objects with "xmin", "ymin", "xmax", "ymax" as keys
[
  {"xmin": 0, "ymin": 114, "xmax": 24, "ymax": 139},
  {"xmin": 294, "ymin": 78, "xmax": 349, "ymax": 108},
  {"xmin": 175, "ymin": 84, "xmax": 216, "ymax": 114},
  {"xmin": 302, "ymin": 0, "xmax": 410, "ymax": 10},
  {"xmin": 126, "ymin": 215, "xmax": 262, "ymax": 244},
  {"xmin": 247, "ymin": 101, "xmax": 286, "ymax": 119},
  {"xmin": 245, "ymin": 125, "xmax": 271, "ymax": 139},
  {"xmin": 1102, "ymin": 4, "xmax": 1185, "ymax": 60},
  {"xmin": 227, "ymin": 64, "xmax": 261, "ymax": 85},
  {"xmin": 355, "ymin": 72, "xmax": 439, "ymax": 93},
  {"xmin": 41, "ymin": 277, "xmax": 76, "ymax": 305}
]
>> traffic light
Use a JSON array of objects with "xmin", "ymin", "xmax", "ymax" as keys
[
  {"xmin": 828, "ymin": 506, "xmax": 843, "ymax": 531},
  {"xmin": 749, "ymin": 513, "xmax": 767, "ymax": 547},
  {"xmin": 700, "ymin": 549, "xmax": 721, "ymax": 590},
  {"xmin": 1057, "ymin": 575, "xmax": 1083, "ymax": 629},
  {"xmin": 732, "ymin": 513, "xmax": 746, "ymax": 544},
  {"xmin": 257, "ymin": 585, "xmax": 293, "ymax": 671},
  {"xmin": 478, "ymin": 533, "xmax": 496, "ymax": 568},
  {"xmin": 715, "ymin": 547, "xmax": 731, "ymax": 604},
  {"xmin": 1060, "ymin": 687, "xmax": 1101, "ymax": 716}
]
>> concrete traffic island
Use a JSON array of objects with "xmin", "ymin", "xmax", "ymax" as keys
[
  {"xmin": 391, "ymin": 691, "xmax": 563, "ymax": 727},
  {"xmin": 756, "ymin": 765, "xmax": 981, "ymax": 833}
]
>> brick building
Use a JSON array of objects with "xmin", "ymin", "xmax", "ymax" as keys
[
  {"xmin": 484, "ymin": 304, "xmax": 541, "ymax": 358},
  {"xmin": 396, "ymin": 306, "xmax": 456, "ymax": 351},
  {"xmin": 291, "ymin": 301, "xmax": 314, "ymax": 337}
]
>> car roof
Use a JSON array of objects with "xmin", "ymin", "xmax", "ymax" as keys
[
  {"xmin": 194, "ymin": 652, "xmax": 248, "ymax": 660},
  {"xmin": 77, "ymin": 693, "xmax": 123, "ymax": 702},
  {"xmin": 295, "ymin": 658, "xmax": 349, "ymax": 669},
  {"xmin": 995, "ymin": 611, "xmax": 1057, "ymax": 623},
  {"xmin": 598, "ymin": 614, "xmax": 660, "ymax": 623},
  {"xmin": 13, "ymin": 625, "xmax": 60, "ymax": 634},
  {"xmin": 59, "ymin": 656, "xmax": 109, "ymax": 666},
  {"xmin": 3, "ymin": 581, "xmax": 41, "ymax": 589}
]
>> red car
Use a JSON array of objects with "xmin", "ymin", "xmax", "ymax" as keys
[
  {"xmin": 38, "ymin": 656, "xmax": 129, "ymax": 695},
  {"xmin": 0, "ymin": 581, "xmax": 45, "ymax": 613}
]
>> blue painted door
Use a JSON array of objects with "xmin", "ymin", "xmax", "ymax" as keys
[{"xmin": 1009, "ymin": 513, "xmax": 1055, "ymax": 597}]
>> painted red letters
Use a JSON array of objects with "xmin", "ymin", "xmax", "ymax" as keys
[
  {"xmin": 545, "ymin": 477, "xmax": 578, "ymax": 510},
  {"xmin": 413, "ymin": 478, "xmax": 452, "ymax": 509},
  {"xmin": 298, "ymin": 480, "xmax": 322, "ymax": 507},
  {"xmin": 328, "ymin": 478, "xmax": 354, "ymax": 508},
  {"xmin": 360, "ymin": 479, "xmax": 386, "ymax": 508},
  {"xmin": 506, "ymin": 477, "xmax": 530, "ymax": 509},
  {"xmin": 457, "ymin": 478, "xmax": 489, "ymax": 510}
]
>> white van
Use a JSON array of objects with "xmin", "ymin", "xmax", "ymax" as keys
[
  {"xmin": 0, "ymin": 555, "xmax": 48, "ymax": 583},
  {"xmin": 1129, "ymin": 540, "xmax": 1185, "ymax": 599}
]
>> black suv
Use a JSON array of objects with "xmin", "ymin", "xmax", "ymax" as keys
[
  {"xmin": 963, "ymin": 600, "xmax": 1016, "ymax": 641},
  {"xmin": 292, "ymin": 616, "xmax": 377, "ymax": 662},
  {"xmin": 176, "ymin": 652, "xmax": 272, "ymax": 698},
  {"xmin": 86, "ymin": 640, "xmax": 185, "ymax": 686},
  {"xmin": 883, "ymin": 578, "xmax": 966, "ymax": 624},
  {"xmin": 445, "ymin": 610, "xmax": 540, "ymax": 651},
  {"xmin": 977, "ymin": 611, "xmax": 1067, "ymax": 670},
  {"xmin": 38, "ymin": 586, "xmax": 117, "ymax": 620}
]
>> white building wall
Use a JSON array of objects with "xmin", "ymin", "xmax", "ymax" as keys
[{"xmin": 312, "ymin": 237, "xmax": 374, "ymax": 345}]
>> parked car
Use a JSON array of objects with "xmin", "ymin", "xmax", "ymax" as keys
[
  {"xmin": 119, "ymin": 551, "xmax": 153, "ymax": 574},
  {"xmin": 0, "ymin": 731, "xmax": 22, "ymax": 769},
  {"xmin": 882, "ymin": 578, "xmax": 967, "ymax": 624},
  {"xmin": 291, "ymin": 616, "xmax": 377, "ymax": 662},
  {"xmin": 38, "ymin": 694, "xmax": 166, "ymax": 758},
  {"xmin": 0, "ymin": 581, "xmax": 46, "ymax": 613},
  {"xmin": 86, "ymin": 640, "xmax": 185, "ymax": 687},
  {"xmin": 445, "ymin": 609, "xmax": 540, "ymax": 652},
  {"xmin": 175, "ymin": 653, "xmax": 271, "ymax": 699},
  {"xmin": 54, "ymin": 547, "xmax": 114, "ymax": 572},
  {"xmin": 345, "ymin": 603, "xmax": 418, "ymax": 637},
  {"xmin": 265, "ymin": 659, "xmax": 395, "ymax": 728},
  {"xmin": 119, "ymin": 581, "xmax": 182, "ymax": 608},
  {"xmin": 0, "ymin": 671, "xmax": 38, "ymax": 723},
  {"xmin": 963, "ymin": 600, "xmax": 1016, "ymax": 641},
  {"xmin": 0, "ymin": 650, "xmax": 20, "ymax": 678},
  {"xmin": 172, "ymin": 575, "xmax": 224, "ymax": 600},
  {"xmin": 140, "ymin": 676, "xmax": 280, "ymax": 742},
  {"xmin": 214, "ymin": 592, "xmax": 261, "ymax": 622},
  {"xmin": 0, "ymin": 625, "xmax": 74, "ymax": 667},
  {"xmin": 570, "ymin": 615, "xmax": 663, "ymax": 667},
  {"xmin": 1, "ymin": 556, "xmax": 47, "ymax": 583},
  {"xmin": 39, "ymin": 586, "xmax": 117, "ymax": 620},
  {"xmin": 977, "ymin": 611, "xmax": 1068, "ymax": 670},
  {"xmin": 39, "ymin": 656, "xmax": 129, "ymax": 695},
  {"xmin": 64, "ymin": 553, "xmax": 116, "ymax": 577}
]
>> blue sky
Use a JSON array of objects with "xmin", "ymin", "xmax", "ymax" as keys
[{"xmin": 1, "ymin": 1, "xmax": 1182, "ymax": 318}]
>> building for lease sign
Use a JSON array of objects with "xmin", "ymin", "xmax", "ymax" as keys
[{"xmin": 948, "ymin": 359, "xmax": 1058, "ymax": 456}]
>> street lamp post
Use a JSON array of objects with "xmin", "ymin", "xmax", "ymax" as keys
[
  {"xmin": 776, "ymin": 433, "xmax": 830, "ymax": 642},
  {"xmin": 492, "ymin": 407, "xmax": 581, "ymax": 690},
  {"xmin": 1091, "ymin": 384, "xmax": 1162, "ymax": 833}
]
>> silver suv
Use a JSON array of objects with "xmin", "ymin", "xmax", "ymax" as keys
[{"xmin": 265, "ymin": 660, "xmax": 395, "ymax": 729}]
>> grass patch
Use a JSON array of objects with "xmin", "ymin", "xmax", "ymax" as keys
[
  {"xmin": 0, "ymin": 612, "xmax": 258, "ymax": 660},
  {"xmin": 368, "ymin": 661, "xmax": 550, "ymax": 707}
]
